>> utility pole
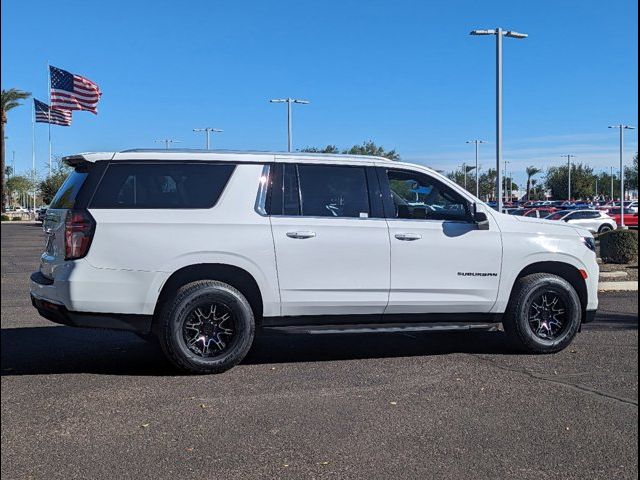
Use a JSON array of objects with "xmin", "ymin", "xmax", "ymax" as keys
[
  {"xmin": 154, "ymin": 139, "xmax": 181, "ymax": 150},
  {"xmin": 193, "ymin": 128, "xmax": 223, "ymax": 150},
  {"xmin": 562, "ymin": 155, "xmax": 576, "ymax": 202},
  {"xmin": 470, "ymin": 28, "xmax": 527, "ymax": 213},
  {"xmin": 466, "ymin": 140, "xmax": 486, "ymax": 197},
  {"xmin": 269, "ymin": 98, "xmax": 310, "ymax": 152},
  {"xmin": 608, "ymin": 124, "xmax": 635, "ymax": 228}
]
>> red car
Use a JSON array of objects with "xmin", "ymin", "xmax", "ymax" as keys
[{"xmin": 608, "ymin": 208, "xmax": 639, "ymax": 227}]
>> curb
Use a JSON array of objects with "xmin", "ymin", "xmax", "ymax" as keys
[{"xmin": 598, "ymin": 281, "xmax": 639, "ymax": 292}]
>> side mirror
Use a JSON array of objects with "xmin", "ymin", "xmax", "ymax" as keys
[{"xmin": 471, "ymin": 203, "xmax": 490, "ymax": 230}]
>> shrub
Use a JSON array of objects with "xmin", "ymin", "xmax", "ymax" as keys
[
  {"xmin": 11, "ymin": 216, "xmax": 22, "ymax": 221},
  {"xmin": 599, "ymin": 230, "xmax": 639, "ymax": 264},
  {"xmin": 0, "ymin": 215, "xmax": 10, "ymax": 221}
]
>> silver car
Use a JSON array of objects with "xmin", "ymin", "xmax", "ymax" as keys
[{"xmin": 545, "ymin": 210, "xmax": 617, "ymax": 234}]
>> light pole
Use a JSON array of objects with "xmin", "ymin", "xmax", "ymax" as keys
[
  {"xmin": 611, "ymin": 166, "xmax": 615, "ymax": 201},
  {"xmin": 154, "ymin": 139, "xmax": 181, "ymax": 150},
  {"xmin": 466, "ymin": 140, "xmax": 486, "ymax": 197},
  {"xmin": 470, "ymin": 28, "xmax": 528, "ymax": 213},
  {"xmin": 609, "ymin": 124, "xmax": 635, "ymax": 228},
  {"xmin": 269, "ymin": 98, "xmax": 310, "ymax": 152},
  {"xmin": 503, "ymin": 160, "xmax": 510, "ymax": 204},
  {"xmin": 193, "ymin": 128, "xmax": 223, "ymax": 150},
  {"xmin": 562, "ymin": 155, "xmax": 576, "ymax": 202}
]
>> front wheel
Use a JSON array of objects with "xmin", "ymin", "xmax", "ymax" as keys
[
  {"xmin": 503, "ymin": 273, "xmax": 582, "ymax": 354},
  {"xmin": 158, "ymin": 280, "xmax": 255, "ymax": 374}
]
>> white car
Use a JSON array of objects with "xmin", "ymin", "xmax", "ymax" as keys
[
  {"xmin": 31, "ymin": 150, "xmax": 599, "ymax": 373},
  {"xmin": 544, "ymin": 210, "xmax": 617, "ymax": 234}
]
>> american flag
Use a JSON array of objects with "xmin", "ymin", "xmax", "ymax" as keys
[
  {"xmin": 34, "ymin": 99, "xmax": 72, "ymax": 126},
  {"xmin": 50, "ymin": 66, "xmax": 102, "ymax": 114}
]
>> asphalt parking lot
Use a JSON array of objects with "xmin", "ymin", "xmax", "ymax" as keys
[{"xmin": 1, "ymin": 223, "xmax": 638, "ymax": 480}]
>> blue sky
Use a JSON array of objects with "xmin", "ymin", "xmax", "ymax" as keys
[{"xmin": 2, "ymin": 0, "xmax": 638, "ymax": 187}]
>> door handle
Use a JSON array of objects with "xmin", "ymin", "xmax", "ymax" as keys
[
  {"xmin": 286, "ymin": 231, "xmax": 316, "ymax": 239},
  {"xmin": 395, "ymin": 233, "xmax": 422, "ymax": 241}
]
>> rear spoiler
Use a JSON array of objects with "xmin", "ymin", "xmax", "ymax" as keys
[
  {"xmin": 63, "ymin": 155, "xmax": 90, "ymax": 168},
  {"xmin": 62, "ymin": 152, "xmax": 116, "ymax": 170}
]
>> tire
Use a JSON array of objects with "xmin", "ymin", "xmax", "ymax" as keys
[
  {"xmin": 157, "ymin": 280, "xmax": 255, "ymax": 374},
  {"xmin": 503, "ymin": 273, "xmax": 582, "ymax": 354},
  {"xmin": 598, "ymin": 224, "xmax": 613, "ymax": 234}
]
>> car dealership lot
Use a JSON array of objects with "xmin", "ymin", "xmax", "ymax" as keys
[{"xmin": 1, "ymin": 223, "xmax": 638, "ymax": 479}]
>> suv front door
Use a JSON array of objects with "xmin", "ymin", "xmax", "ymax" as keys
[
  {"xmin": 269, "ymin": 162, "xmax": 390, "ymax": 317},
  {"xmin": 379, "ymin": 167, "xmax": 503, "ymax": 314}
]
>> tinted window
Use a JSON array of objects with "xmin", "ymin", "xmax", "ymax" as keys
[
  {"xmin": 50, "ymin": 171, "xmax": 89, "ymax": 209},
  {"xmin": 386, "ymin": 170, "xmax": 470, "ymax": 221},
  {"xmin": 297, "ymin": 165, "xmax": 370, "ymax": 218},
  {"xmin": 283, "ymin": 164, "xmax": 301, "ymax": 215},
  {"xmin": 90, "ymin": 163, "xmax": 235, "ymax": 209}
]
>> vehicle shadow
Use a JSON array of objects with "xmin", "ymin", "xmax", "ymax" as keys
[
  {"xmin": 582, "ymin": 312, "xmax": 638, "ymax": 331},
  {"xmin": 2, "ymin": 309, "xmax": 635, "ymax": 376},
  {"xmin": 1, "ymin": 325, "xmax": 515, "ymax": 377}
]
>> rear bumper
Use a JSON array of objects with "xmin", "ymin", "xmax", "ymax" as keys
[{"xmin": 30, "ymin": 292, "xmax": 153, "ymax": 334}]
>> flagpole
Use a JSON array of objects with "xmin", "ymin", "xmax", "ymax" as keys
[
  {"xmin": 32, "ymin": 101, "xmax": 37, "ymax": 211},
  {"xmin": 47, "ymin": 62, "xmax": 52, "ymax": 177}
]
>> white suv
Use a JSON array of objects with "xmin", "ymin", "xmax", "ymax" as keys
[
  {"xmin": 31, "ymin": 150, "xmax": 599, "ymax": 373},
  {"xmin": 545, "ymin": 210, "xmax": 617, "ymax": 234}
]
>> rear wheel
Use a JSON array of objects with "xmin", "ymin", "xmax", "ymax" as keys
[
  {"xmin": 598, "ymin": 224, "xmax": 613, "ymax": 234},
  {"xmin": 503, "ymin": 273, "xmax": 581, "ymax": 354},
  {"xmin": 158, "ymin": 280, "xmax": 255, "ymax": 374}
]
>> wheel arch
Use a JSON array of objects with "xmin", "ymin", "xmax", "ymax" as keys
[
  {"xmin": 152, "ymin": 264, "xmax": 264, "ymax": 331},
  {"xmin": 513, "ymin": 261, "xmax": 588, "ymax": 317}
]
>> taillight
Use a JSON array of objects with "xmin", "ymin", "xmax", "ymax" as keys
[{"xmin": 65, "ymin": 209, "xmax": 96, "ymax": 260}]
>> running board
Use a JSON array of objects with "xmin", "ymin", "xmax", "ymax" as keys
[{"xmin": 262, "ymin": 322, "xmax": 501, "ymax": 335}]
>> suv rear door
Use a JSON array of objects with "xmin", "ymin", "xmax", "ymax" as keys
[{"xmin": 269, "ymin": 162, "xmax": 390, "ymax": 317}]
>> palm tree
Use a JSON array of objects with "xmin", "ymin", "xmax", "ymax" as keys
[
  {"xmin": 1, "ymin": 89, "xmax": 32, "ymax": 212},
  {"xmin": 525, "ymin": 166, "xmax": 542, "ymax": 201}
]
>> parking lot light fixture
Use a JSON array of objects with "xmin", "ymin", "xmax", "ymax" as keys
[
  {"xmin": 608, "ymin": 124, "xmax": 635, "ymax": 229},
  {"xmin": 154, "ymin": 139, "xmax": 181, "ymax": 150},
  {"xmin": 193, "ymin": 128, "xmax": 223, "ymax": 150},
  {"xmin": 270, "ymin": 98, "xmax": 310, "ymax": 152},
  {"xmin": 470, "ymin": 27, "xmax": 527, "ymax": 213}
]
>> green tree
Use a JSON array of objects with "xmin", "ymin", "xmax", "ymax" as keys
[
  {"xmin": 546, "ymin": 163, "xmax": 595, "ymax": 200},
  {"xmin": 301, "ymin": 145, "xmax": 340, "ymax": 154},
  {"xmin": 301, "ymin": 141, "xmax": 400, "ymax": 161},
  {"xmin": 525, "ymin": 166, "xmax": 542, "ymax": 201},
  {"xmin": 1, "ymin": 89, "xmax": 31, "ymax": 212},
  {"xmin": 478, "ymin": 169, "xmax": 498, "ymax": 201},
  {"xmin": 447, "ymin": 165, "xmax": 477, "ymax": 193},
  {"xmin": 5, "ymin": 175, "xmax": 35, "ymax": 207},
  {"xmin": 38, "ymin": 158, "xmax": 71, "ymax": 204}
]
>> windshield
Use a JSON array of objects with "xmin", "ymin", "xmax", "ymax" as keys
[{"xmin": 546, "ymin": 211, "xmax": 569, "ymax": 220}]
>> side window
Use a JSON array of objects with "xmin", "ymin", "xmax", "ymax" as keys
[
  {"xmin": 385, "ymin": 169, "xmax": 470, "ymax": 221},
  {"xmin": 90, "ymin": 163, "xmax": 235, "ymax": 209},
  {"xmin": 297, "ymin": 164, "xmax": 370, "ymax": 218},
  {"xmin": 283, "ymin": 164, "xmax": 301, "ymax": 215},
  {"xmin": 586, "ymin": 211, "xmax": 601, "ymax": 219}
]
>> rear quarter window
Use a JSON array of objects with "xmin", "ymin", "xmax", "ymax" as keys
[
  {"xmin": 90, "ymin": 163, "xmax": 236, "ymax": 209},
  {"xmin": 49, "ymin": 171, "xmax": 89, "ymax": 209}
]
